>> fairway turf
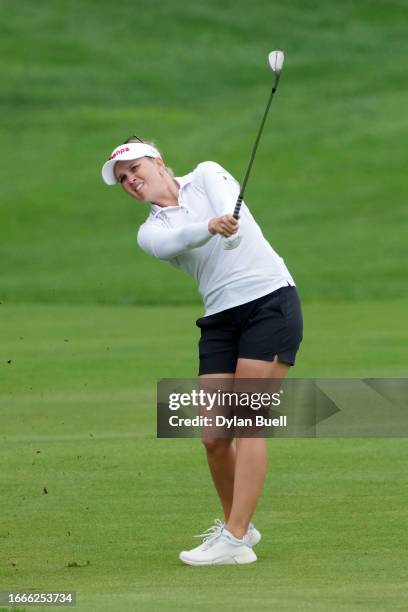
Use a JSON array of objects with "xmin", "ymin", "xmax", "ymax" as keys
[
  {"xmin": 1, "ymin": 0, "xmax": 407, "ymax": 305},
  {"xmin": 1, "ymin": 0, "xmax": 407, "ymax": 609},
  {"xmin": 1, "ymin": 303, "xmax": 407, "ymax": 610}
]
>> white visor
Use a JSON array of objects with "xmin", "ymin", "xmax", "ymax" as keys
[{"xmin": 101, "ymin": 143, "xmax": 161, "ymax": 185}]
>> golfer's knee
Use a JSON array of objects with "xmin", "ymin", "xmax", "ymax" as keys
[{"xmin": 202, "ymin": 437, "xmax": 232, "ymax": 453}]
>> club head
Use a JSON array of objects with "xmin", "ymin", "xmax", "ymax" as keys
[{"xmin": 268, "ymin": 50, "xmax": 284, "ymax": 75}]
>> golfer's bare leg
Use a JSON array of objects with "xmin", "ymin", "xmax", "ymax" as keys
[
  {"xmin": 225, "ymin": 356, "xmax": 290, "ymax": 539},
  {"xmin": 200, "ymin": 373, "xmax": 235, "ymax": 521}
]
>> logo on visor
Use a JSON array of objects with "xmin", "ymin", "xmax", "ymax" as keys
[{"xmin": 109, "ymin": 147, "xmax": 130, "ymax": 160}]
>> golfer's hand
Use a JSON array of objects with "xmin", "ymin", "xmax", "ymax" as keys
[{"xmin": 208, "ymin": 214, "xmax": 239, "ymax": 237}]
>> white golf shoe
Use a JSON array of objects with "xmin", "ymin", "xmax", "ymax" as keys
[
  {"xmin": 179, "ymin": 519, "xmax": 260, "ymax": 566},
  {"xmin": 245, "ymin": 523, "xmax": 262, "ymax": 547}
]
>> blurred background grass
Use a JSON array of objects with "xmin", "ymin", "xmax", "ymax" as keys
[{"xmin": 1, "ymin": 0, "xmax": 406, "ymax": 306}]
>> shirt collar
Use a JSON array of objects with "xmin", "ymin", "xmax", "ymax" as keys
[{"xmin": 150, "ymin": 172, "xmax": 194, "ymax": 216}]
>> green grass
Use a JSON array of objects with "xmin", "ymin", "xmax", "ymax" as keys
[
  {"xmin": 1, "ymin": 0, "xmax": 407, "ymax": 609},
  {"xmin": 1, "ymin": 302, "xmax": 407, "ymax": 610},
  {"xmin": 1, "ymin": 0, "xmax": 407, "ymax": 304}
]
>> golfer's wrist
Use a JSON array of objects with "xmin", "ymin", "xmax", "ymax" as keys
[{"xmin": 208, "ymin": 218, "xmax": 217, "ymax": 235}]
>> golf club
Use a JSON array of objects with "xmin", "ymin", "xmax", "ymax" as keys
[{"xmin": 223, "ymin": 50, "xmax": 285, "ymax": 249}]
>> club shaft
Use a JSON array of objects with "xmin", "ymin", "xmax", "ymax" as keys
[{"xmin": 233, "ymin": 73, "xmax": 281, "ymax": 219}]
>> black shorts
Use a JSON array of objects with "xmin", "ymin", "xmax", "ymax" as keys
[{"xmin": 196, "ymin": 286, "xmax": 303, "ymax": 375}]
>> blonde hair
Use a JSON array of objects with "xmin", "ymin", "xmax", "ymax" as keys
[{"xmin": 124, "ymin": 135, "xmax": 174, "ymax": 177}]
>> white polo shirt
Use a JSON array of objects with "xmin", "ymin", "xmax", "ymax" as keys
[{"xmin": 137, "ymin": 161, "xmax": 295, "ymax": 316}]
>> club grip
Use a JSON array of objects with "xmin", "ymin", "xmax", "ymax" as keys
[{"xmin": 233, "ymin": 194, "xmax": 243, "ymax": 220}]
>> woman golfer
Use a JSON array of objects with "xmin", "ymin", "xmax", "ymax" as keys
[{"xmin": 102, "ymin": 137, "xmax": 303, "ymax": 565}]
